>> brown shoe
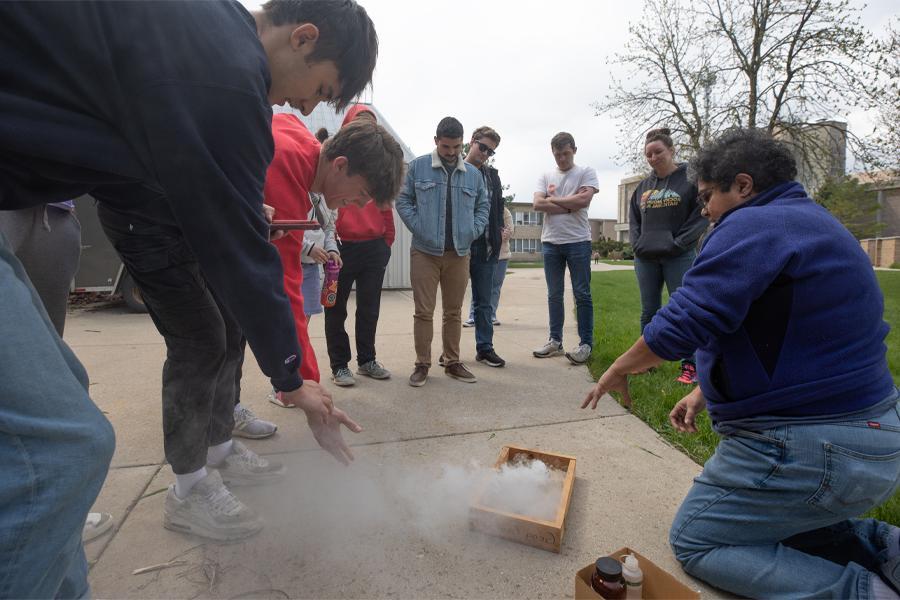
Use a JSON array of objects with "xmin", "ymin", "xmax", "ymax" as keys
[
  {"xmin": 445, "ymin": 362, "xmax": 477, "ymax": 383},
  {"xmin": 409, "ymin": 365, "xmax": 428, "ymax": 387}
]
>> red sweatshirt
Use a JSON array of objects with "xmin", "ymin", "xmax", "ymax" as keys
[
  {"xmin": 335, "ymin": 104, "xmax": 395, "ymax": 245},
  {"xmin": 264, "ymin": 113, "xmax": 321, "ymax": 383}
]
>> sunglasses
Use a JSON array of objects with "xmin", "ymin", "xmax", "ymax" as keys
[{"xmin": 474, "ymin": 140, "xmax": 496, "ymax": 157}]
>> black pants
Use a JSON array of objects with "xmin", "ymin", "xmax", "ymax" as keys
[
  {"xmin": 324, "ymin": 238, "xmax": 391, "ymax": 371},
  {"xmin": 98, "ymin": 204, "xmax": 239, "ymax": 474}
]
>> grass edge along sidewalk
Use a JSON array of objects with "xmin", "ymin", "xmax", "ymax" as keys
[{"xmin": 587, "ymin": 269, "xmax": 900, "ymax": 525}]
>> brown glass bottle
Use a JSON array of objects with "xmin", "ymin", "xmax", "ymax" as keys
[{"xmin": 590, "ymin": 557, "xmax": 626, "ymax": 599}]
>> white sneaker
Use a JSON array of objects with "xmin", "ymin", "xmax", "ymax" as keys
[
  {"xmin": 565, "ymin": 343, "xmax": 592, "ymax": 365},
  {"xmin": 532, "ymin": 339, "xmax": 563, "ymax": 358},
  {"xmin": 210, "ymin": 440, "xmax": 285, "ymax": 487},
  {"xmin": 163, "ymin": 471, "xmax": 262, "ymax": 541},
  {"xmin": 462, "ymin": 318, "xmax": 475, "ymax": 328},
  {"xmin": 82, "ymin": 512, "xmax": 113, "ymax": 543},
  {"xmin": 232, "ymin": 404, "xmax": 277, "ymax": 439}
]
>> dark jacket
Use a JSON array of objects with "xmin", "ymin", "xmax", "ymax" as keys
[
  {"xmin": 644, "ymin": 181, "xmax": 895, "ymax": 427},
  {"xmin": 473, "ymin": 165, "xmax": 504, "ymax": 261},
  {"xmin": 0, "ymin": 1, "xmax": 304, "ymax": 391},
  {"xmin": 628, "ymin": 163, "xmax": 706, "ymax": 259}
]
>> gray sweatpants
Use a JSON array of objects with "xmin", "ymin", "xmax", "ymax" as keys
[{"xmin": 0, "ymin": 205, "xmax": 81, "ymax": 336}]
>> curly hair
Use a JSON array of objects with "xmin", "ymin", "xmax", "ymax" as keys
[{"xmin": 689, "ymin": 128, "xmax": 797, "ymax": 192}]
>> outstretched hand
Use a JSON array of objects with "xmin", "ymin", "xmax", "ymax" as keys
[
  {"xmin": 281, "ymin": 381, "xmax": 333, "ymax": 423},
  {"xmin": 581, "ymin": 367, "xmax": 632, "ymax": 410},
  {"xmin": 306, "ymin": 406, "xmax": 363, "ymax": 466}
]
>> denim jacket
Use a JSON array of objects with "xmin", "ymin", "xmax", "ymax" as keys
[{"xmin": 395, "ymin": 149, "xmax": 489, "ymax": 256}]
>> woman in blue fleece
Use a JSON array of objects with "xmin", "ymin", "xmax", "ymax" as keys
[{"xmin": 582, "ymin": 128, "xmax": 900, "ymax": 599}]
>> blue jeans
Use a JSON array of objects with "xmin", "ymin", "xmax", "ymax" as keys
[
  {"xmin": 634, "ymin": 249, "xmax": 696, "ymax": 332},
  {"xmin": 670, "ymin": 398, "xmax": 900, "ymax": 599},
  {"xmin": 542, "ymin": 241, "xmax": 593, "ymax": 347},
  {"xmin": 468, "ymin": 259, "xmax": 509, "ymax": 322},
  {"xmin": 0, "ymin": 234, "xmax": 116, "ymax": 599},
  {"xmin": 469, "ymin": 242, "xmax": 498, "ymax": 353}
]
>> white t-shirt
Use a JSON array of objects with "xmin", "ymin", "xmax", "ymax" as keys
[{"xmin": 535, "ymin": 164, "xmax": 599, "ymax": 244}]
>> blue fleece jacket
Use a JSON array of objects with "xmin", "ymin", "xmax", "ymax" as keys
[{"xmin": 643, "ymin": 181, "xmax": 894, "ymax": 425}]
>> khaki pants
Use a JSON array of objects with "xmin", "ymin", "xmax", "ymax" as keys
[{"xmin": 410, "ymin": 248, "xmax": 470, "ymax": 367}]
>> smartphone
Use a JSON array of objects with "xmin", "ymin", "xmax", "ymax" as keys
[{"xmin": 269, "ymin": 220, "xmax": 321, "ymax": 231}]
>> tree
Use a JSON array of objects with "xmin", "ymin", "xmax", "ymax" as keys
[
  {"xmin": 815, "ymin": 176, "xmax": 883, "ymax": 239},
  {"xmin": 595, "ymin": 0, "xmax": 888, "ymax": 185},
  {"xmin": 860, "ymin": 21, "xmax": 900, "ymax": 174}
]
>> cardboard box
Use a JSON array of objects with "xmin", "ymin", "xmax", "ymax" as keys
[
  {"xmin": 574, "ymin": 547, "xmax": 700, "ymax": 599},
  {"xmin": 469, "ymin": 445, "xmax": 576, "ymax": 553}
]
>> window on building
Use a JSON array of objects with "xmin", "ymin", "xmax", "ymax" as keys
[
  {"xmin": 511, "ymin": 238, "xmax": 540, "ymax": 253},
  {"xmin": 513, "ymin": 211, "xmax": 544, "ymax": 226}
]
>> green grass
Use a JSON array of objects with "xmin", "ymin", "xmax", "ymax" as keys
[
  {"xmin": 599, "ymin": 259, "xmax": 635, "ymax": 266},
  {"xmin": 588, "ymin": 269, "xmax": 900, "ymax": 525},
  {"xmin": 508, "ymin": 261, "xmax": 544, "ymax": 269}
]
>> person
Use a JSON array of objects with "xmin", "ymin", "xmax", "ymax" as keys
[
  {"xmin": 532, "ymin": 132, "xmax": 599, "ymax": 365},
  {"xmin": 0, "ymin": 202, "xmax": 116, "ymax": 543},
  {"xmin": 462, "ymin": 126, "xmax": 507, "ymax": 368},
  {"xmin": 629, "ymin": 128, "xmax": 707, "ymax": 385},
  {"xmin": 325, "ymin": 104, "xmax": 396, "ymax": 387},
  {"xmin": 0, "ymin": 0, "xmax": 377, "ymax": 593},
  {"xmin": 582, "ymin": 128, "xmax": 900, "ymax": 600},
  {"xmin": 396, "ymin": 117, "xmax": 489, "ymax": 387},
  {"xmin": 300, "ymin": 191, "xmax": 339, "ymax": 326},
  {"xmin": 592, "ymin": 249, "xmax": 600, "ymax": 264},
  {"xmin": 465, "ymin": 206, "xmax": 513, "ymax": 327}
]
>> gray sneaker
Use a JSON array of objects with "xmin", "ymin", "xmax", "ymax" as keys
[
  {"xmin": 533, "ymin": 339, "xmax": 563, "ymax": 358},
  {"xmin": 163, "ymin": 470, "xmax": 262, "ymax": 541},
  {"xmin": 332, "ymin": 366, "xmax": 356, "ymax": 387},
  {"xmin": 462, "ymin": 318, "xmax": 475, "ymax": 328},
  {"xmin": 232, "ymin": 404, "xmax": 277, "ymax": 439},
  {"xmin": 357, "ymin": 360, "xmax": 390, "ymax": 380},
  {"xmin": 565, "ymin": 343, "xmax": 592, "ymax": 365},
  {"xmin": 211, "ymin": 441, "xmax": 285, "ymax": 487}
]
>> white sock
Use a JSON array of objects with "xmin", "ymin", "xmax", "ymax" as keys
[
  {"xmin": 174, "ymin": 467, "xmax": 208, "ymax": 499},
  {"xmin": 206, "ymin": 439, "xmax": 234, "ymax": 467}
]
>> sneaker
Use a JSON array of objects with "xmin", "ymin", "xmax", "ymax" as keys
[
  {"xmin": 357, "ymin": 360, "xmax": 390, "ymax": 380},
  {"xmin": 83, "ymin": 512, "xmax": 113, "ymax": 543},
  {"xmin": 267, "ymin": 389, "xmax": 295, "ymax": 408},
  {"xmin": 565, "ymin": 343, "xmax": 592, "ymax": 365},
  {"xmin": 492, "ymin": 319, "xmax": 500, "ymax": 326},
  {"xmin": 533, "ymin": 339, "xmax": 563, "ymax": 358},
  {"xmin": 463, "ymin": 318, "xmax": 475, "ymax": 328},
  {"xmin": 409, "ymin": 365, "xmax": 429, "ymax": 387},
  {"xmin": 677, "ymin": 362, "xmax": 698, "ymax": 384},
  {"xmin": 476, "ymin": 349, "xmax": 506, "ymax": 368},
  {"xmin": 445, "ymin": 362, "xmax": 477, "ymax": 383},
  {"xmin": 210, "ymin": 440, "xmax": 285, "ymax": 487},
  {"xmin": 232, "ymin": 404, "xmax": 277, "ymax": 439},
  {"xmin": 332, "ymin": 366, "xmax": 356, "ymax": 387},
  {"xmin": 163, "ymin": 471, "xmax": 262, "ymax": 541}
]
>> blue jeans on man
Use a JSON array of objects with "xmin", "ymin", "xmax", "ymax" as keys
[
  {"xmin": 468, "ymin": 259, "xmax": 508, "ymax": 323},
  {"xmin": 469, "ymin": 240, "xmax": 498, "ymax": 354},
  {"xmin": 0, "ymin": 234, "xmax": 115, "ymax": 599},
  {"xmin": 670, "ymin": 394, "xmax": 900, "ymax": 599},
  {"xmin": 542, "ymin": 240, "xmax": 593, "ymax": 348}
]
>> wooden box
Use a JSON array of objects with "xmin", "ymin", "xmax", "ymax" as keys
[{"xmin": 469, "ymin": 445, "xmax": 576, "ymax": 553}]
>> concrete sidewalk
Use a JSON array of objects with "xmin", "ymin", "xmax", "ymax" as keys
[{"xmin": 70, "ymin": 263, "xmax": 714, "ymax": 598}]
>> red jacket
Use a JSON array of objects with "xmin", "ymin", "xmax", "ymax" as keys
[
  {"xmin": 264, "ymin": 113, "xmax": 321, "ymax": 382},
  {"xmin": 335, "ymin": 203, "xmax": 395, "ymax": 245}
]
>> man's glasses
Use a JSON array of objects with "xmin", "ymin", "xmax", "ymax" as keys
[
  {"xmin": 474, "ymin": 140, "xmax": 496, "ymax": 157},
  {"xmin": 697, "ymin": 189, "xmax": 713, "ymax": 207}
]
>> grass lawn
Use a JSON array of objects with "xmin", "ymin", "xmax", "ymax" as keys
[
  {"xmin": 599, "ymin": 259, "xmax": 635, "ymax": 266},
  {"xmin": 508, "ymin": 261, "xmax": 544, "ymax": 269},
  {"xmin": 588, "ymin": 269, "xmax": 900, "ymax": 525}
]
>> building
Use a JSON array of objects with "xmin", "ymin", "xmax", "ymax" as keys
[
  {"xmin": 590, "ymin": 218, "xmax": 617, "ymax": 241},
  {"xmin": 614, "ymin": 174, "xmax": 644, "ymax": 243},
  {"xmin": 508, "ymin": 200, "xmax": 544, "ymax": 261},
  {"xmin": 274, "ymin": 102, "xmax": 416, "ymax": 288},
  {"xmin": 856, "ymin": 170, "xmax": 900, "ymax": 268}
]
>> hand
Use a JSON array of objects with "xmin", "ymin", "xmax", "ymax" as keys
[
  {"xmin": 263, "ymin": 203, "xmax": 286, "ymax": 241},
  {"xmin": 306, "ymin": 406, "xmax": 363, "ymax": 466},
  {"xmin": 308, "ymin": 245, "xmax": 329, "ymax": 264},
  {"xmin": 327, "ymin": 251, "xmax": 343, "ymax": 268},
  {"xmin": 500, "ymin": 226, "xmax": 511, "ymax": 241},
  {"xmin": 669, "ymin": 388, "xmax": 706, "ymax": 434},
  {"xmin": 281, "ymin": 380, "xmax": 333, "ymax": 424},
  {"xmin": 581, "ymin": 366, "xmax": 632, "ymax": 410},
  {"xmin": 547, "ymin": 184, "xmax": 557, "ymax": 197}
]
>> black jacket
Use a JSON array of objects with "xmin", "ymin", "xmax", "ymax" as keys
[
  {"xmin": 0, "ymin": 1, "xmax": 303, "ymax": 391},
  {"xmin": 628, "ymin": 163, "xmax": 707, "ymax": 259},
  {"xmin": 473, "ymin": 165, "xmax": 504, "ymax": 261}
]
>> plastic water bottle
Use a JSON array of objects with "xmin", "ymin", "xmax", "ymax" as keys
[
  {"xmin": 621, "ymin": 554, "xmax": 643, "ymax": 599},
  {"xmin": 321, "ymin": 258, "xmax": 340, "ymax": 308}
]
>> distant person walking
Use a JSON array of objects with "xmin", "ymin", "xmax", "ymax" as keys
[
  {"xmin": 629, "ymin": 128, "xmax": 707, "ymax": 384},
  {"xmin": 396, "ymin": 117, "xmax": 489, "ymax": 387},
  {"xmin": 532, "ymin": 132, "xmax": 599, "ymax": 365}
]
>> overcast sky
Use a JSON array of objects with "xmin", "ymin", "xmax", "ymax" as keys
[{"xmin": 244, "ymin": 0, "xmax": 896, "ymax": 220}]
